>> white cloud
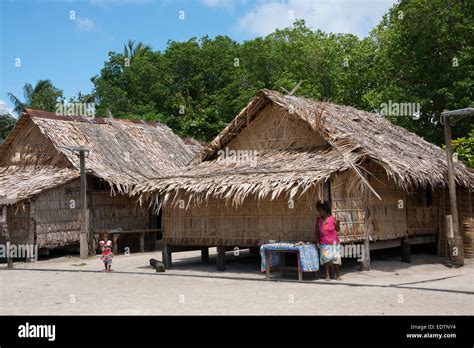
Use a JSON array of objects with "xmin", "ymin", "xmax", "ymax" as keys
[
  {"xmin": 236, "ymin": 0, "xmax": 397, "ymax": 38},
  {"xmin": 75, "ymin": 16, "xmax": 96, "ymax": 32}
]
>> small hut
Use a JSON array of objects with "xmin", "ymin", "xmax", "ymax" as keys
[
  {"xmin": 134, "ymin": 89, "xmax": 474, "ymax": 270},
  {"xmin": 0, "ymin": 109, "xmax": 196, "ymax": 255}
]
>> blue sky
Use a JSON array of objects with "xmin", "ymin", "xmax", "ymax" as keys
[{"xmin": 0, "ymin": 0, "xmax": 397, "ymax": 115}]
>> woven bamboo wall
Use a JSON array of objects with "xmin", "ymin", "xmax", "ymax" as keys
[
  {"xmin": 3, "ymin": 119, "xmax": 68, "ymax": 166},
  {"xmin": 91, "ymin": 190, "xmax": 151, "ymax": 252},
  {"xmin": 6, "ymin": 204, "xmax": 31, "ymax": 245},
  {"xmin": 365, "ymin": 162, "xmax": 409, "ymax": 241},
  {"xmin": 163, "ymin": 164, "xmax": 436, "ymax": 247},
  {"xmin": 7, "ymin": 179, "xmax": 152, "ymax": 250},
  {"xmin": 405, "ymin": 188, "xmax": 439, "ymax": 236},
  {"xmin": 162, "ymin": 189, "xmax": 322, "ymax": 247},
  {"xmin": 331, "ymin": 170, "xmax": 365, "ymax": 242},
  {"xmin": 438, "ymin": 188, "xmax": 473, "ymax": 258},
  {"xmin": 34, "ymin": 179, "xmax": 81, "ymax": 248},
  {"xmin": 91, "ymin": 191, "xmax": 148, "ymax": 232},
  {"xmin": 227, "ymin": 103, "xmax": 326, "ymax": 151},
  {"xmin": 160, "ymin": 102, "xmax": 333, "ymax": 247}
]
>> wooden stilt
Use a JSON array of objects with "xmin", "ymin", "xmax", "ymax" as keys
[
  {"xmin": 361, "ymin": 171, "xmax": 371, "ymax": 271},
  {"xmin": 2, "ymin": 206, "xmax": 13, "ymax": 269},
  {"xmin": 27, "ymin": 200, "xmax": 36, "ymax": 262},
  {"xmin": 163, "ymin": 244, "xmax": 172, "ymax": 268},
  {"xmin": 112, "ymin": 234, "xmax": 119, "ymax": 256},
  {"xmin": 443, "ymin": 114, "xmax": 464, "ymax": 266},
  {"xmin": 201, "ymin": 247, "xmax": 209, "ymax": 263},
  {"xmin": 217, "ymin": 246, "xmax": 226, "ymax": 271},
  {"xmin": 297, "ymin": 252, "xmax": 303, "ymax": 281},
  {"xmin": 401, "ymin": 237, "xmax": 411, "ymax": 263}
]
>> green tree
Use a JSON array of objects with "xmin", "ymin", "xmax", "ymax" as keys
[
  {"xmin": 366, "ymin": 0, "xmax": 474, "ymax": 144},
  {"xmin": 451, "ymin": 130, "xmax": 474, "ymax": 168},
  {"xmin": 0, "ymin": 113, "xmax": 16, "ymax": 142},
  {"xmin": 8, "ymin": 80, "xmax": 63, "ymax": 115},
  {"xmin": 123, "ymin": 40, "xmax": 152, "ymax": 61}
]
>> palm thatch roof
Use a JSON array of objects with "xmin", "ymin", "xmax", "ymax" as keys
[
  {"xmin": 0, "ymin": 165, "xmax": 79, "ymax": 204},
  {"xmin": 133, "ymin": 89, "xmax": 474, "ymax": 206},
  {"xmin": 0, "ymin": 109, "xmax": 197, "ymax": 204}
]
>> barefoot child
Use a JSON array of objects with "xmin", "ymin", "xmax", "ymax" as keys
[{"xmin": 99, "ymin": 231, "xmax": 113, "ymax": 272}]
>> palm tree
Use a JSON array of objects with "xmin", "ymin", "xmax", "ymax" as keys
[
  {"xmin": 123, "ymin": 40, "xmax": 152, "ymax": 61},
  {"xmin": 8, "ymin": 80, "xmax": 63, "ymax": 115}
]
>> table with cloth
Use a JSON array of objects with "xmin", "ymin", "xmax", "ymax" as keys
[{"xmin": 259, "ymin": 242, "xmax": 319, "ymax": 280}]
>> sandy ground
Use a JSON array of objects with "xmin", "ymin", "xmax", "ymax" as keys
[{"xmin": 0, "ymin": 248, "xmax": 473, "ymax": 315}]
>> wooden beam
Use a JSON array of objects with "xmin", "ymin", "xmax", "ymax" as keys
[
  {"xmin": 443, "ymin": 115, "xmax": 464, "ymax": 266},
  {"xmin": 217, "ymin": 246, "xmax": 226, "ymax": 271},
  {"xmin": 361, "ymin": 172, "xmax": 371, "ymax": 271},
  {"xmin": 369, "ymin": 235, "xmax": 436, "ymax": 251},
  {"xmin": 1, "ymin": 206, "xmax": 13, "ymax": 269},
  {"xmin": 79, "ymin": 150, "xmax": 89, "ymax": 259},
  {"xmin": 87, "ymin": 175, "xmax": 94, "ymax": 256},
  {"xmin": 112, "ymin": 234, "xmax": 119, "ymax": 256},
  {"xmin": 27, "ymin": 200, "xmax": 36, "ymax": 262}
]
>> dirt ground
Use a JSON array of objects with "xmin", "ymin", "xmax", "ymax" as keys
[{"xmin": 1, "ymin": 247, "xmax": 473, "ymax": 315}]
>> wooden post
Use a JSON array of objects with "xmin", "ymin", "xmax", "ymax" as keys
[
  {"xmin": 297, "ymin": 251, "xmax": 303, "ymax": 281},
  {"xmin": 361, "ymin": 173, "xmax": 371, "ymax": 271},
  {"xmin": 27, "ymin": 200, "xmax": 36, "ymax": 262},
  {"xmin": 112, "ymin": 234, "xmax": 119, "ymax": 256},
  {"xmin": 1, "ymin": 206, "xmax": 13, "ymax": 269},
  {"xmin": 201, "ymin": 247, "xmax": 209, "ymax": 263},
  {"xmin": 87, "ymin": 176, "xmax": 95, "ymax": 256},
  {"xmin": 401, "ymin": 237, "xmax": 411, "ymax": 263},
  {"xmin": 443, "ymin": 116, "xmax": 464, "ymax": 267},
  {"xmin": 79, "ymin": 150, "xmax": 89, "ymax": 259},
  {"xmin": 139, "ymin": 232, "xmax": 145, "ymax": 252},
  {"xmin": 162, "ymin": 244, "xmax": 172, "ymax": 268},
  {"xmin": 217, "ymin": 246, "xmax": 226, "ymax": 271}
]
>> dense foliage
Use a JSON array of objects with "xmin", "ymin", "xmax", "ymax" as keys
[{"xmin": 6, "ymin": 0, "xmax": 474, "ymax": 164}]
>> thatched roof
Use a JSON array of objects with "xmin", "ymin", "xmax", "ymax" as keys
[
  {"xmin": 0, "ymin": 109, "xmax": 197, "ymax": 204},
  {"xmin": 0, "ymin": 165, "xmax": 79, "ymax": 204},
  {"xmin": 133, "ymin": 89, "xmax": 474, "ymax": 206}
]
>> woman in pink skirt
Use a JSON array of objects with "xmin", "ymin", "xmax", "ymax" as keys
[{"xmin": 316, "ymin": 201, "xmax": 342, "ymax": 281}]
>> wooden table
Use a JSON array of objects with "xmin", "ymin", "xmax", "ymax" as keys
[{"xmin": 264, "ymin": 249, "xmax": 317, "ymax": 281}]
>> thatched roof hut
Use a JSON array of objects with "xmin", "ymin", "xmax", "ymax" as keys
[
  {"xmin": 135, "ymin": 89, "xmax": 474, "ymax": 206},
  {"xmin": 0, "ymin": 109, "xmax": 198, "ymax": 251},
  {"xmin": 0, "ymin": 109, "xmax": 196, "ymax": 204},
  {"xmin": 130, "ymin": 89, "xmax": 474, "ymax": 268}
]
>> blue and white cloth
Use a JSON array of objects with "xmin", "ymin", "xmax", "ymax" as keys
[{"xmin": 259, "ymin": 243, "xmax": 319, "ymax": 272}]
